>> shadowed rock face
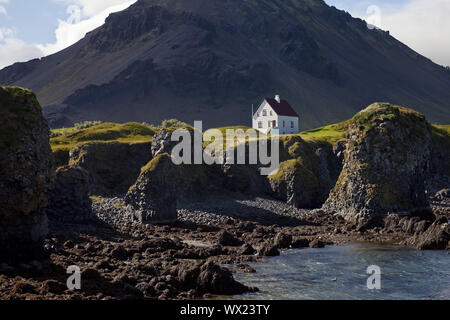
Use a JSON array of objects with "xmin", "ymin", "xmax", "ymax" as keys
[
  {"xmin": 0, "ymin": 86, "xmax": 53, "ymax": 254},
  {"xmin": 125, "ymin": 154, "xmax": 178, "ymax": 224},
  {"xmin": 324, "ymin": 103, "xmax": 433, "ymax": 221},
  {"xmin": 47, "ymin": 165, "xmax": 93, "ymax": 224},
  {"xmin": 1, "ymin": 0, "xmax": 450, "ymax": 129}
]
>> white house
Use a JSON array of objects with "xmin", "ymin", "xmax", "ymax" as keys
[{"xmin": 252, "ymin": 95, "xmax": 300, "ymax": 135}]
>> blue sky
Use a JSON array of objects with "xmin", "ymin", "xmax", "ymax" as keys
[
  {"xmin": 0, "ymin": 0, "xmax": 64, "ymax": 44},
  {"xmin": 1, "ymin": 0, "xmax": 449, "ymax": 69}
]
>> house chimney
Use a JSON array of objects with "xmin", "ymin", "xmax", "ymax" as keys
[{"xmin": 275, "ymin": 95, "xmax": 281, "ymax": 103}]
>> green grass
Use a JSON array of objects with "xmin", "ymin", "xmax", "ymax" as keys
[
  {"xmin": 50, "ymin": 122, "xmax": 156, "ymax": 167},
  {"xmin": 50, "ymin": 122, "xmax": 156, "ymax": 152},
  {"xmin": 352, "ymin": 102, "xmax": 426, "ymax": 135},
  {"xmin": 204, "ymin": 126, "xmax": 258, "ymax": 148},
  {"xmin": 433, "ymin": 124, "xmax": 450, "ymax": 135},
  {"xmin": 298, "ymin": 121, "xmax": 349, "ymax": 145},
  {"xmin": 52, "ymin": 127, "xmax": 75, "ymax": 134}
]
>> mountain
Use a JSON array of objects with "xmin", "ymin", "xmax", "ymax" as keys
[{"xmin": 1, "ymin": 0, "xmax": 450, "ymax": 129}]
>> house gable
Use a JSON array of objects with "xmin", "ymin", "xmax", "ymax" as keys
[{"xmin": 253, "ymin": 99, "xmax": 276, "ymax": 119}]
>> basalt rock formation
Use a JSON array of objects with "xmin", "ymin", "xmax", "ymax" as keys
[
  {"xmin": 268, "ymin": 136, "xmax": 341, "ymax": 208},
  {"xmin": 324, "ymin": 103, "xmax": 433, "ymax": 222},
  {"xmin": 47, "ymin": 165, "xmax": 93, "ymax": 225},
  {"xmin": 0, "ymin": 86, "xmax": 53, "ymax": 258},
  {"xmin": 126, "ymin": 154, "xmax": 178, "ymax": 224}
]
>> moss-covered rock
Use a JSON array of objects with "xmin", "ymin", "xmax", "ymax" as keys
[
  {"xmin": 69, "ymin": 141, "xmax": 152, "ymax": 196},
  {"xmin": 50, "ymin": 122, "xmax": 155, "ymax": 167},
  {"xmin": 268, "ymin": 135, "xmax": 340, "ymax": 208},
  {"xmin": 269, "ymin": 158, "xmax": 321, "ymax": 208},
  {"xmin": 126, "ymin": 154, "xmax": 178, "ymax": 224},
  {"xmin": 324, "ymin": 103, "xmax": 433, "ymax": 221},
  {"xmin": 0, "ymin": 86, "xmax": 53, "ymax": 253}
]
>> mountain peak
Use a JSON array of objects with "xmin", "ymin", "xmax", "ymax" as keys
[{"xmin": 1, "ymin": 0, "xmax": 449, "ymax": 129}]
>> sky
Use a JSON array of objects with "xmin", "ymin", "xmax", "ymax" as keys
[{"xmin": 0, "ymin": 0, "xmax": 449, "ymax": 70}]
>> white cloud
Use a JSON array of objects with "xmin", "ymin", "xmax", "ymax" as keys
[
  {"xmin": 71, "ymin": 0, "xmax": 136, "ymax": 17},
  {"xmin": 0, "ymin": 0, "xmax": 9, "ymax": 15},
  {"xmin": 380, "ymin": 0, "xmax": 450, "ymax": 67},
  {"xmin": 344, "ymin": 0, "xmax": 450, "ymax": 67},
  {"xmin": 0, "ymin": 29, "xmax": 44, "ymax": 69},
  {"xmin": 0, "ymin": 0, "xmax": 136, "ymax": 70},
  {"xmin": 39, "ymin": 1, "xmax": 137, "ymax": 55}
]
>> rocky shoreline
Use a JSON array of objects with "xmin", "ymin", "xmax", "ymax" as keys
[
  {"xmin": 0, "ymin": 88, "xmax": 448, "ymax": 300},
  {"xmin": 0, "ymin": 195, "xmax": 448, "ymax": 300}
]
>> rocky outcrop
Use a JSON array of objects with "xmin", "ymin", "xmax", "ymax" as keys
[
  {"xmin": 47, "ymin": 165, "xmax": 93, "ymax": 224},
  {"xmin": 217, "ymin": 230, "xmax": 243, "ymax": 247},
  {"xmin": 151, "ymin": 129, "xmax": 177, "ymax": 157},
  {"xmin": 427, "ymin": 125, "xmax": 450, "ymax": 198},
  {"xmin": 268, "ymin": 136, "xmax": 341, "ymax": 209},
  {"xmin": 196, "ymin": 261, "xmax": 252, "ymax": 295},
  {"xmin": 324, "ymin": 103, "xmax": 433, "ymax": 222},
  {"xmin": 70, "ymin": 141, "xmax": 152, "ymax": 196},
  {"xmin": 407, "ymin": 216, "xmax": 449, "ymax": 250},
  {"xmin": 269, "ymin": 158, "xmax": 322, "ymax": 209},
  {"xmin": 125, "ymin": 154, "xmax": 178, "ymax": 224},
  {"xmin": 0, "ymin": 86, "xmax": 53, "ymax": 256}
]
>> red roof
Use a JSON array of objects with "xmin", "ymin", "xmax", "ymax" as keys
[{"xmin": 263, "ymin": 98, "xmax": 299, "ymax": 117}]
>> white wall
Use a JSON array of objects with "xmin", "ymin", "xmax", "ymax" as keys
[
  {"xmin": 252, "ymin": 101, "xmax": 278, "ymax": 134},
  {"xmin": 277, "ymin": 115, "xmax": 299, "ymax": 135},
  {"xmin": 252, "ymin": 101, "xmax": 300, "ymax": 135}
]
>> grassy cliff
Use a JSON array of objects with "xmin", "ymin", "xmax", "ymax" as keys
[{"xmin": 50, "ymin": 122, "xmax": 156, "ymax": 167}]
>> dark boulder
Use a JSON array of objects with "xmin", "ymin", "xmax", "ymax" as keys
[
  {"xmin": 238, "ymin": 244, "xmax": 256, "ymax": 256},
  {"xmin": 196, "ymin": 261, "xmax": 251, "ymax": 295},
  {"xmin": 291, "ymin": 238, "xmax": 310, "ymax": 248},
  {"xmin": 274, "ymin": 232, "xmax": 292, "ymax": 249},
  {"xmin": 309, "ymin": 239, "xmax": 325, "ymax": 248},
  {"xmin": 217, "ymin": 230, "xmax": 242, "ymax": 247},
  {"xmin": 409, "ymin": 216, "xmax": 449, "ymax": 250},
  {"xmin": 258, "ymin": 243, "xmax": 280, "ymax": 257}
]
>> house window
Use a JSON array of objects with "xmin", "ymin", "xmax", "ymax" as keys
[
  {"xmin": 263, "ymin": 110, "xmax": 267, "ymax": 116},
  {"xmin": 268, "ymin": 121, "xmax": 271, "ymax": 128},
  {"xmin": 291, "ymin": 121, "xmax": 295, "ymax": 129},
  {"xmin": 283, "ymin": 121, "xmax": 286, "ymax": 128},
  {"xmin": 270, "ymin": 111, "xmax": 273, "ymax": 116},
  {"xmin": 258, "ymin": 122, "xmax": 262, "ymax": 129}
]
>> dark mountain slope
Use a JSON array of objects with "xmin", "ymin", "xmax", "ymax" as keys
[{"xmin": 1, "ymin": 0, "xmax": 449, "ymax": 129}]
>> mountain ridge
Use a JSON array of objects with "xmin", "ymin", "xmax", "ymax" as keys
[{"xmin": 1, "ymin": 0, "xmax": 450, "ymax": 129}]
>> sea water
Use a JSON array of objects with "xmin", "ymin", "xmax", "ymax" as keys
[{"xmin": 230, "ymin": 243, "xmax": 450, "ymax": 300}]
